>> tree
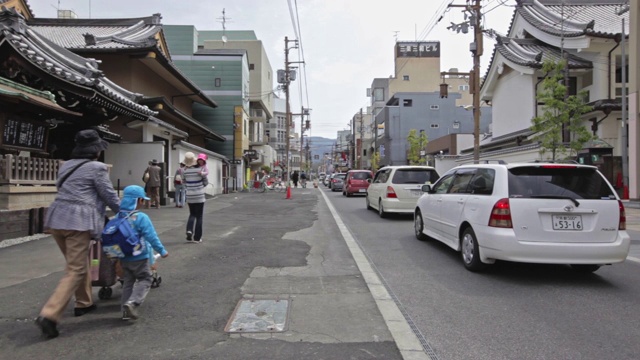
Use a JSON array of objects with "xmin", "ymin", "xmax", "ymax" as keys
[
  {"xmin": 406, "ymin": 129, "xmax": 428, "ymax": 165},
  {"xmin": 371, "ymin": 151, "xmax": 380, "ymax": 172},
  {"xmin": 531, "ymin": 60, "xmax": 593, "ymax": 161}
]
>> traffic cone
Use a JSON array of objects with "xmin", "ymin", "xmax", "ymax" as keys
[{"xmin": 286, "ymin": 185, "xmax": 291, "ymax": 199}]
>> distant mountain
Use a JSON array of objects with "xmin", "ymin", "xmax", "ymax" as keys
[{"xmin": 307, "ymin": 136, "xmax": 335, "ymax": 170}]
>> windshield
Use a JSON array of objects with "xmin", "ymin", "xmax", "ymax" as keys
[
  {"xmin": 508, "ymin": 166, "xmax": 616, "ymax": 200},
  {"xmin": 392, "ymin": 169, "xmax": 439, "ymax": 184}
]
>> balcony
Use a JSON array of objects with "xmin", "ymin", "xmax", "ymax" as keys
[{"xmin": 250, "ymin": 109, "xmax": 267, "ymax": 123}]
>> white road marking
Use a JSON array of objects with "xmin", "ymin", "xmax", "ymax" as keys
[
  {"xmin": 220, "ymin": 226, "xmax": 240, "ymax": 238},
  {"xmin": 319, "ymin": 190, "xmax": 433, "ymax": 360}
]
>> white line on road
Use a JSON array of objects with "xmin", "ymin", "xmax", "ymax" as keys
[
  {"xmin": 220, "ymin": 226, "xmax": 240, "ymax": 238},
  {"xmin": 627, "ymin": 256, "xmax": 640, "ymax": 263},
  {"xmin": 319, "ymin": 189, "xmax": 433, "ymax": 360}
]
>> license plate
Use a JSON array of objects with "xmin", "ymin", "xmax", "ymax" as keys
[
  {"xmin": 410, "ymin": 190, "xmax": 422, "ymax": 197},
  {"xmin": 552, "ymin": 215, "xmax": 583, "ymax": 231},
  {"xmin": 359, "ymin": 189, "xmax": 366, "ymax": 193}
]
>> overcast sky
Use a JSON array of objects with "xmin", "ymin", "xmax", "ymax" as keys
[{"xmin": 28, "ymin": 0, "xmax": 516, "ymax": 139}]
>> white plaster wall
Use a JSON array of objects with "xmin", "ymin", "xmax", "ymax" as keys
[{"xmin": 492, "ymin": 71, "xmax": 535, "ymax": 138}]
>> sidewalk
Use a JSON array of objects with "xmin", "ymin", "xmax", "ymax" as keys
[{"xmin": 0, "ymin": 188, "xmax": 408, "ymax": 360}]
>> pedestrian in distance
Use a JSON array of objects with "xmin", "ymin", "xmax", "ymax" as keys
[
  {"xmin": 291, "ymin": 170, "xmax": 299, "ymax": 188},
  {"xmin": 174, "ymin": 162, "xmax": 186, "ymax": 208},
  {"xmin": 300, "ymin": 171, "xmax": 307, "ymax": 188},
  {"xmin": 36, "ymin": 129, "xmax": 120, "ymax": 339},
  {"xmin": 143, "ymin": 159, "xmax": 161, "ymax": 209},
  {"xmin": 183, "ymin": 152, "xmax": 207, "ymax": 243},
  {"xmin": 116, "ymin": 185, "xmax": 168, "ymax": 321}
]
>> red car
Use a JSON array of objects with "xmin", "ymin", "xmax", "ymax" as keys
[{"xmin": 343, "ymin": 170, "xmax": 373, "ymax": 197}]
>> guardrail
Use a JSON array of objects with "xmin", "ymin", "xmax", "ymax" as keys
[{"xmin": 0, "ymin": 155, "xmax": 60, "ymax": 186}]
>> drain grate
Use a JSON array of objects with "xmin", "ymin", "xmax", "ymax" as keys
[{"xmin": 224, "ymin": 299, "xmax": 290, "ymax": 333}]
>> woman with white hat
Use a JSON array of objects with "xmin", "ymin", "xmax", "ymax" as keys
[{"xmin": 182, "ymin": 152, "xmax": 207, "ymax": 242}]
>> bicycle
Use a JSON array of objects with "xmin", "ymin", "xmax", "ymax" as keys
[{"xmin": 256, "ymin": 176, "xmax": 286, "ymax": 193}]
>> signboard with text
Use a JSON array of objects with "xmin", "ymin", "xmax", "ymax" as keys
[{"xmin": 1, "ymin": 117, "xmax": 48, "ymax": 151}]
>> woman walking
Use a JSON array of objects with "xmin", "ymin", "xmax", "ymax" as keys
[
  {"xmin": 182, "ymin": 152, "xmax": 207, "ymax": 243},
  {"xmin": 36, "ymin": 129, "xmax": 120, "ymax": 338}
]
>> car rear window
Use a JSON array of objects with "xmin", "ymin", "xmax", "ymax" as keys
[
  {"xmin": 508, "ymin": 166, "xmax": 616, "ymax": 200},
  {"xmin": 335, "ymin": 174, "xmax": 346, "ymax": 179},
  {"xmin": 391, "ymin": 169, "xmax": 439, "ymax": 184},
  {"xmin": 350, "ymin": 172, "xmax": 371, "ymax": 180}
]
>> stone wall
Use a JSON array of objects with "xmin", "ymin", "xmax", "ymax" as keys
[{"xmin": 0, "ymin": 186, "xmax": 55, "ymax": 241}]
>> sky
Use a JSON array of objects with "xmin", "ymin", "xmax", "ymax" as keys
[{"xmin": 27, "ymin": 0, "xmax": 516, "ymax": 139}]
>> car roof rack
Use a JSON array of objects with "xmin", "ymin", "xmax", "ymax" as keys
[
  {"xmin": 474, "ymin": 160, "xmax": 507, "ymax": 164},
  {"xmin": 530, "ymin": 159, "xmax": 579, "ymax": 164}
]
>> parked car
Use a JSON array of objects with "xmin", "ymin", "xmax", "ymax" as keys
[
  {"xmin": 366, "ymin": 166, "xmax": 439, "ymax": 218},
  {"xmin": 343, "ymin": 170, "xmax": 373, "ymax": 197},
  {"xmin": 330, "ymin": 173, "xmax": 347, "ymax": 191},
  {"xmin": 414, "ymin": 162, "xmax": 631, "ymax": 273},
  {"xmin": 324, "ymin": 174, "xmax": 333, "ymax": 187}
]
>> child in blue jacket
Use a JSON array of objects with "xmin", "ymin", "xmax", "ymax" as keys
[{"xmin": 118, "ymin": 185, "xmax": 169, "ymax": 321}]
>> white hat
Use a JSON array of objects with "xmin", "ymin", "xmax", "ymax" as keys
[{"xmin": 183, "ymin": 152, "xmax": 197, "ymax": 167}]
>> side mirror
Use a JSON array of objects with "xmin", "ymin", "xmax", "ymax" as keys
[
  {"xmin": 421, "ymin": 184, "xmax": 432, "ymax": 192},
  {"xmin": 367, "ymin": 178, "xmax": 372, "ymax": 183}
]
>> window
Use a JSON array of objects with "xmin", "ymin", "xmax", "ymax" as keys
[
  {"xmin": 430, "ymin": 105, "xmax": 439, "ymax": 110},
  {"xmin": 433, "ymin": 174, "xmax": 454, "ymax": 194},
  {"xmin": 403, "ymin": 99, "xmax": 413, "ymax": 107},
  {"xmin": 448, "ymin": 169, "xmax": 475, "ymax": 194},
  {"xmin": 468, "ymin": 169, "xmax": 495, "ymax": 195},
  {"xmin": 458, "ymin": 85, "xmax": 469, "ymax": 91},
  {"xmin": 249, "ymin": 63, "xmax": 255, "ymax": 70},
  {"xmin": 507, "ymin": 167, "xmax": 615, "ymax": 199},
  {"xmin": 615, "ymin": 55, "xmax": 629, "ymax": 83},
  {"xmin": 392, "ymin": 169, "xmax": 439, "ymax": 184},
  {"xmin": 215, "ymin": 78, "xmax": 221, "ymax": 87},
  {"xmin": 430, "ymin": 124, "xmax": 439, "ymax": 128},
  {"xmin": 403, "ymin": 75, "xmax": 410, "ymax": 81},
  {"xmin": 374, "ymin": 88, "xmax": 384, "ymax": 101}
]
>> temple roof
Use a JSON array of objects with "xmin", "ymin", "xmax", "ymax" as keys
[
  {"xmin": 0, "ymin": 6, "xmax": 156, "ymax": 119},
  {"xmin": 496, "ymin": 37, "xmax": 592, "ymax": 69},
  {"xmin": 28, "ymin": 14, "xmax": 162, "ymax": 50},
  {"xmin": 516, "ymin": 0, "xmax": 628, "ymax": 38},
  {"xmin": 27, "ymin": 14, "xmax": 217, "ymax": 109}
]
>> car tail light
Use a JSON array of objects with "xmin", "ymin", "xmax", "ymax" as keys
[
  {"xmin": 488, "ymin": 198, "xmax": 512, "ymax": 228},
  {"xmin": 618, "ymin": 200, "xmax": 626, "ymax": 230},
  {"xmin": 386, "ymin": 186, "xmax": 397, "ymax": 198}
]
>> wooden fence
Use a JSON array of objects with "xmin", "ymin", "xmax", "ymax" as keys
[{"xmin": 0, "ymin": 155, "xmax": 60, "ymax": 186}]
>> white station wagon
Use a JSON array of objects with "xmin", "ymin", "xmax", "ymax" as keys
[
  {"xmin": 367, "ymin": 165, "xmax": 439, "ymax": 218},
  {"xmin": 414, "ymin": 162, "xmax": 630, "ymax": 272}
]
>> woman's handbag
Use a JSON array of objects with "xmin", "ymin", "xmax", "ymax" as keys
[{"xmin": 143, "ymin": 169, "xmax": 150, "ymax": 183}]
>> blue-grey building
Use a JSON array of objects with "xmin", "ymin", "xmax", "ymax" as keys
[{"xmin": 376, "ymin": 92, "xmax": 492, "ymax": 166}]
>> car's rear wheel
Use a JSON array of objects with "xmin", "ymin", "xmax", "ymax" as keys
[
  {"xmin": 366, "ymin": 196, "xmax": 373, "ymax": 210},
  {"xmin": 414, "ymin": 210, "xmax": 429, "ymax": 241},
  {"xmin": 570, "ymin": 264, "xmax": 601, "ymax": 273},
  {"xmin": 461, "ymin": 227, "xmax": 485, "ymax": 272},
  {"xmin": 378, "ymin": 200, "xmax": 387, "ymax": 218}
]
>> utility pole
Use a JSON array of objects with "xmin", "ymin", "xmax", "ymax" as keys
[
  {"xmin": 280, "ymin": 37, "xmax": 298, "ymax": 183},
  {"xmin": 359, "ymin": 108, "xmax": 364, "ymax": 169},
  {"xmin": 619, "ymin": 5, "xmax": 629, "ymax": 199},
  {"xmin": 448, "ymin": 0, "xmax": 482, "ymax": 162}
]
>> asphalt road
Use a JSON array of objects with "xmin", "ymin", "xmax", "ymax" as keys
[{"xmin": 322, "ymin": 185, "xmax": 640, "ymax": 360}]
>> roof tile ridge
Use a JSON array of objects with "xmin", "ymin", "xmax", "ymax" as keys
[{"xmin": 530, "ymin": 0, "xmax": 593, "ymax": 31}]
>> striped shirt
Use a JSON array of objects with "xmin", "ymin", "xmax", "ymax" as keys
[
  {"xmin": 183, "ymin": 166, "xmax": 206, "ymax": 204},
  {"xmin": 45, "ymin": 159, "xmax": 120, "ymax": 237}
]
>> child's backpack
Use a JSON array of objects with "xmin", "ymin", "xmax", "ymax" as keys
[{"xmin": 101, "ymin": 211, "xmax": 146, "ymax": 258}]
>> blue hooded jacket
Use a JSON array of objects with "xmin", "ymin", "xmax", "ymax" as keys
[{"xmin": 118, "ymin": 186, "xmax": 168, "ymax": 262}]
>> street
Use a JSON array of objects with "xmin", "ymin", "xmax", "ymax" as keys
[
  {"xmin": 321, "ymin": 185, "xmax": 640, "ymax": 360},
  {"xmin": 1, "ymin": 187, "xmax": 640, "ymax": 360}
]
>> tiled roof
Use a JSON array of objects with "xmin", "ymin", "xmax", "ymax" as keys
[
  {"xmin": 517, "ymin": 0, "xmax": 628, "ymax": 38},
  {"xmin": 496, "ymin": 37, "xmax": 592, "ymax": 69},
  {"xmin": 28, "ymin": 14, "xmax": 217, "ymax": 109},
  {"xmin": 0, "ymin": 7, "xmax": 156, "ymax": 119},
  {"xmin": 28, "ymin": 14, "xmax": 162, "ymax": 50}
]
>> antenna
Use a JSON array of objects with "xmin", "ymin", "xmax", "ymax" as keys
[
  {"xmin": 217, "ymin": 8, "xmax": 232, "ymax": 46},
  {"xmin": 393, "ymin": 31, "xmax": 399, "ymax": 43}
]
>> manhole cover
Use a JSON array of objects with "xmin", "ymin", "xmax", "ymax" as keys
[{"xmin": 224, "ymin": 299, "xmax": 290, "ymax": 333}]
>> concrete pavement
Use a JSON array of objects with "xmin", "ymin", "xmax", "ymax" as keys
[
  {"xmin": 0, "ymin": 188, "xmax": 411, "ymax": 360},
  {"xmin": 0, "ymin": 191, "xmax": 639, "ymax": 360}
]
